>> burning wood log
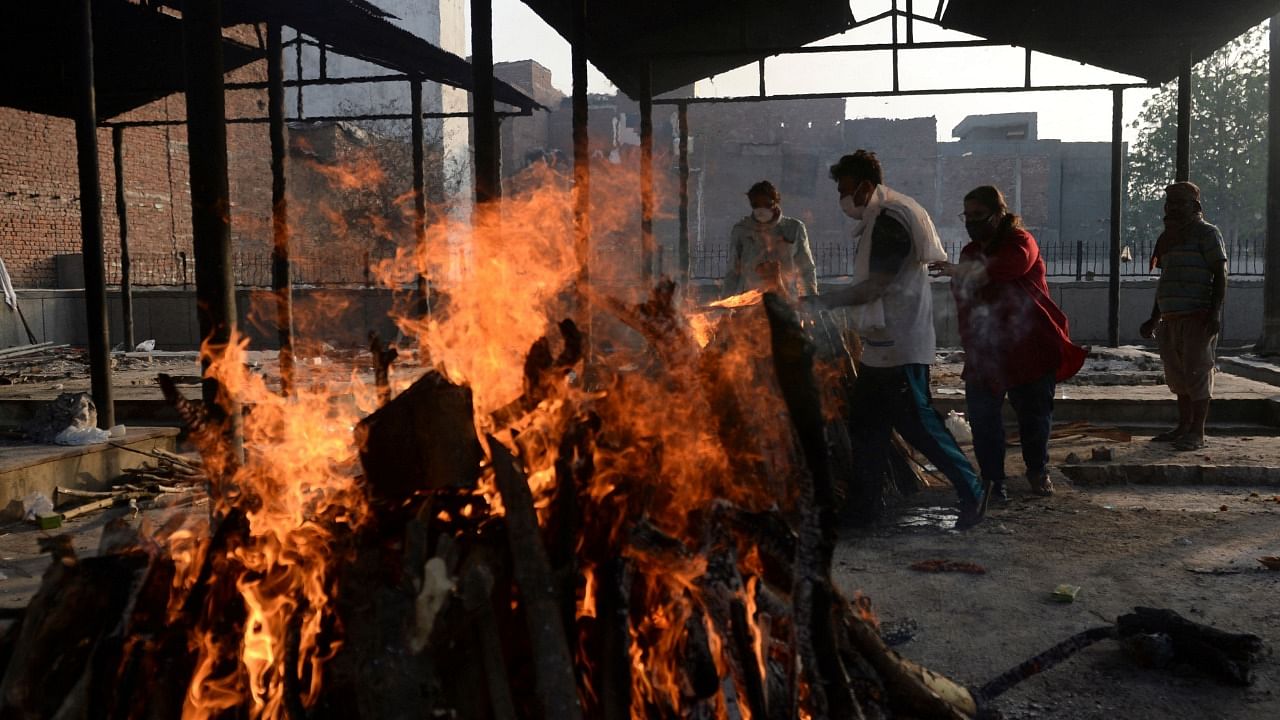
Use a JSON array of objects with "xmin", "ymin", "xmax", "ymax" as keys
[
  {"xmin": 355, "ymin": 369, "xmax": 483, "ymax": 518},
  {"xmin": 368, "ymin": 331, "xmax": 398, "ymax": 406},
  {"xmin": 488, "ymin": 438, "xmax": 583, "ymax": 720}
]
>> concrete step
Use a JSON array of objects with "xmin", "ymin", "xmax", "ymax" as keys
[
  {"xmin": 930, "ymin": 395, "xmax": 1280, "ymax": 427},
  {"xmin": 1059, "ymin": 463, "xmax": 1280, "ymax": 487},
  {"xmin": 0, "ymin": 427, "xmax": 179, "ymax": 520},
  {"xmin": 1219, "ymin": 355, "xmax": 1280, "ymax": 388}
]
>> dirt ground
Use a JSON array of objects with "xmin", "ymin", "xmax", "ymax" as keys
[
  {"xmin": 1, "ymin": 346, "xmax": 1277, "ymax": 718},
  {"xmin": 835, "ymin": 475, "xmax": 1280, "ymax": 720}
]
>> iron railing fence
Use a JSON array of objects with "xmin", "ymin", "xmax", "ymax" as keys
[{"xmin": 691, "ymin": 233, "xmax": 1266, "ymax": 280}]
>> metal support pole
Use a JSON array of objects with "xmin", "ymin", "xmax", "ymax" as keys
[
  {"xmin": 411, "ymin": 80, "xmax": 429, "ymax": 308},
  {"xmin": 572, "ymin": 0, "xmax": 590, "ymax": 278},
  {"xmin": 1108, "ymin": 88, "xmax": 1124, "ymax": 348},
  {"xmin": 471, "ymin": 0, "xmax": 501, "ymax": 204},
  {"xmin": 640, "ymin": 71, "xmax": 656, "ymax": 283},
  {"xmin": 571, "ymin": 0, "xmax": 591, "ymax": 357},
  {"xmin": 677, "ymin": 102, "xmax": 690, "ymax": 288},
  {"xmin": 182, "ymin": 0, "xmax": 241, "ymax": 461},
  {"xmin": 267, "ymin": 22, "xmax": 294, "ymax": 396},
  {"xmin": 891, "ymin": 0, "xmax": 900, "ymax": 92},
  {"xmin": 112, "ymin": 126, "xmax": 135, "ymax": 352},
  {"xmin": 1176, "ymin": 50, "xmax": 1192, "ymax": 182},
  {"xmin": 906, "ymin": 0, "xmax": 913, "ymax": 44},
  {"xmin": 1257, "ymin": 14, "xmax": 1280, "ymax": 353},
  {"xmin": 758, "ymin": 58, "xmax": 766, "ymax": 97},
  {"xmin": 75, "ymin": 0, "xmax": 113, "ymax": 429}
]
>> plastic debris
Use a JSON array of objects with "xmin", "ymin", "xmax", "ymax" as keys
[
  {"xmin": 21, "ymin": 492, "xmax": 53, "ymax": 521},
  {"xmin": 53, "ymin": 425, "xmax": 111, "ymax": 446},
  {"xmin": 945, "ymin": 410, "xmax": 973, "ymax": 443},
  {"xmin": 1051, "ymin": 584, "xmax": 1081, "ymax": 602}
]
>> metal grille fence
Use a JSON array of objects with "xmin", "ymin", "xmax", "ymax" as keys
[
  {"xmin": 691, "ymin": 233, "xmax": 1266, "ymax": 281},
  {"xmin": 101, "ymin": 249, "xmax": 397, "ymax": 288}
]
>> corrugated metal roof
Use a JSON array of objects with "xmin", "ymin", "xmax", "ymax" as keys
[
  {"xmin": 0, "ymin": 0, "xmax": 262, "ymax": 119},
  {"xmin": 0, "ymin": 0, "xmax": 541, "ymax": 121},
  {"xmin": 209, "ymin": 0, "xmax": 541, "ymax": 111},
  {"xmin": 520, "ymin": 0, "xmax": 1277, "ymax": 97},
  {"xmin": 519, "ymin": 0, "xmax": 855, "ymax": 98},
  {"xmin": 942, "ymin": 0, "xmax": 1280, "ymax": 83}
]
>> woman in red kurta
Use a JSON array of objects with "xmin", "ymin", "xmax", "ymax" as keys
[{"xmin": 931, "ymin": 186, "xmax": 1086, "ymax": 500}]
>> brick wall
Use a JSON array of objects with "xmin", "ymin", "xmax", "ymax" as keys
[{"xmin": 0, "ymin": 32, "xmax": 429, "ymax": 290}]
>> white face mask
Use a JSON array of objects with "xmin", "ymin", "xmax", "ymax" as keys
[
  {"xmin": 840, "ymin": 194, "xmax": 864, "ymax": 220},
  {"xmin": 752, "ymin": 207, "xmax": 776, "ymax": 223}
]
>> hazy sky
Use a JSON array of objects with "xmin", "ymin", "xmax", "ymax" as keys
[{"xmin": 477, "ymin": 0, "xmax": 1256, "ymax": 144}]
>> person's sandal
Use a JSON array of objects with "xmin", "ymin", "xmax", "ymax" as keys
[{"xmin": 1173, "ymin": 435, "xmax": 1207, "ymax": 451}]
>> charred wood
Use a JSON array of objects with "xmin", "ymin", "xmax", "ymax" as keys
[
  {"xmin": 1116, "ymin": 607, "xmax": 1266, "ymax": 686},
  {"xmin": 488, "ymin": 438, "xmax": 583, "ymax": 720},
  {"xmin": 730, "ymin": 598, "xmax": 768, "ymax": 719},
  {"xmin": 462, "ymin": 563, "xmax": 517, "ymax": 720},
  {"xmin": 356, "ymin": 370, "xmax": 483, "ymax": 521},
  {"xmin": 368, "ymin": 331, "xmax": 398, "ymax": 407}
]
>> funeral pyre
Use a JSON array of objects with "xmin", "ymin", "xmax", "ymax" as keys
[{"xmin": 0, "ymin": 167, "xmax": 1263, "ymax": 720}]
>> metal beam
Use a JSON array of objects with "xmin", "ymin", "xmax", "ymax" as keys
[
  {"xmin": 1257, "ymin": 14, "xmax": 1280, "ymax": 354},
  {"xmin": 1176, "ymin": 50, "xmax": 1192, "ymax": 182},
  {"xmin": 654, "ymin": 81, "xmax": 1151, "ymax": 106},
  {"xmin": 267, "ymin": 22, "xmax": 294, "ymax": 396},
  {"xmin": 101, "ymin": 108, "xmax": 531, "ymax": 129},
  {"xmin": 75, "ymin": 0, "xmax": 113, "ymax": 429},
  {"xmin": 1108, "ymin": 88, "xmax": 1123, "ymax": 348},
  {"xmin": 640, "ymin": 70, "xmax": 656, "ymax": 283},
  {"xmin": 472, "ymin": 0, "xmax": 501, "ymax": 204},
  {"xmin": 112, "ymin": 126, "xmax": 134, "ymax": 352},
  {"xmin": 182, "ymin": 0, "xmax": 242, "ymax": 464},
  {"xmin": 411, "ymin": 80, "xmax": 429, "ymax": 308},
  {"xmin": 677, "ymin": 102, "xmax": 690, "ymax": 288}
]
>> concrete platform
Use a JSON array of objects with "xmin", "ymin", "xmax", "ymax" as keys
[
  {"xmin": 1219, "ymin": 354, "xmax": 1280, "ymax": 388},
  {"xmin": 0, "ymin": 427, "xmax": 179, "ymax": 519}
]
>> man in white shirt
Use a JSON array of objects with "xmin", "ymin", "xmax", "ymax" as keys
[{"xmin": 819, "ymin": 150, "xmax": 988, "ymax": 529}]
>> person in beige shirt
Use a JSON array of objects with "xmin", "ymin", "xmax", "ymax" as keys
[{"xmin": 722, "ymin": 180, "xmax": 818, "ymax": 298}]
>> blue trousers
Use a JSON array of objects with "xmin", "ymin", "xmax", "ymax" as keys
[
  {"xmin": 964, "ymin": 372, "xmax": 1055, "ymax": 483},
  {"xmin": 849, "ymin": 363, "xmax": 984, "ymax": 507}
]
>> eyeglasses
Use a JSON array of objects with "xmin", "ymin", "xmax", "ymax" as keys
[{"xmin": 958, "ymin": 212, "xmax": 993, "ymax": 223}]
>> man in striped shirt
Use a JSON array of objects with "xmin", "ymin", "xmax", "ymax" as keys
[{"xmin": 1139, "ymin": 182, "xmax": 1227, "ymax": 451}]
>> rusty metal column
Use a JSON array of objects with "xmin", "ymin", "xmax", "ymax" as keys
[
  {"xmin": 74, "ymin": 0, "xmax": 114, "ymax": 429},
  {"xmin": 267, "ymin": 22, "xmax": 294, "ymax": 395},
  {"xmin": 1108, "ymin": 88, "xmax": 1123, "ymax": 348},
  {"xmin": 1176, "ymin": 50, "xmax": 1192, "ymax": 182},
  {"xmin": 640, "ymin": 72, "xmax": 656, "ymax": 283},
  {"xmin": 112, "ymin": 126, "xmax": 135, "ymax": 352},
  {"xmin": 182, "ymin": 0, "xmax": 241, "ymax": 459},
  {"xmin": 572, "ymin": 1, "xmax": 590, "ymax": 278},
  {"xmin": 411, "ymin": 79, "xmax": 429, "ymax": 311},
  {"xmin": 471, "ymin": 0, "xmax": 501, "ymax": 204},
  {"xmin": 677, "ymin": 102, "xmax": 690, "ymax": 287},
  {"xmin": 1258, "ymin": 14, "xmax": 1280, "ymax": 354}
]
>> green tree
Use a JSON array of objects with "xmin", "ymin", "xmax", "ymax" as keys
[{"xmin": 1126, "ymin": 21, "xmax": 1269, "ymax": 271}]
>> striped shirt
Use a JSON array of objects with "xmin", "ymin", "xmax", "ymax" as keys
[{"xmin": 1155, "ymin": 220, "xmax": 1227, "ymax": 315}]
